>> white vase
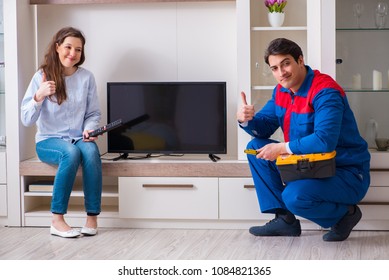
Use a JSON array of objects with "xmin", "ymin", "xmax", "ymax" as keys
[{"xmin": 268, "ymin": 12, "xmax": 285, "ymax": 27}]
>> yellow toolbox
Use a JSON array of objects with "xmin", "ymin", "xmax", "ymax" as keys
[{"xmin": 276, "ymin": 151, "xmax": 336, "ymax": 182}]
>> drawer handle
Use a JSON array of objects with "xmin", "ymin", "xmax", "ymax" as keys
[
  {"xmin": 243, "ymin": 184, "xmax": 255, "ymax": 189},
  {"xmin": 142, "ymin": 184, "xmax": 194, "ymax": 189}
]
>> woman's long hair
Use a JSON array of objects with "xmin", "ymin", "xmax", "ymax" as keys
[{"xmin": 39, "ymin": 27, "xmax": 86, "ymax": 105}]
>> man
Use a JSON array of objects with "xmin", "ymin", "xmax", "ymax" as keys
[{"xmin": 237, "ymin": 38, "xmax": 370, "ymax": 241}]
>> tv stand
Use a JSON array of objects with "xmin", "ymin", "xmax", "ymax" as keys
[
  {"xmin": 113, "ymin": 153, "xmax": 155, "ymax": 161},
  {"xmin": 209, "ymin": 154, "xmax": 221, "ymax": 162},
  {"xmin": 112, "ymin": 153, "xmax": 128, "ymax": 161},
  {"xmin": 110, "ymin": 153, "xmax": 222, "ymax": 162}
]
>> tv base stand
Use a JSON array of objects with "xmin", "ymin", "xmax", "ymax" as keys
[{"xmin": 209, "ymin": 154, "xmax": 221, "ymax": 162}]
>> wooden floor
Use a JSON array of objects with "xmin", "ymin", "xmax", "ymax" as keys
[{"xmin": 1, "ymin": 227, "xmax": 389, "ymax": 260}]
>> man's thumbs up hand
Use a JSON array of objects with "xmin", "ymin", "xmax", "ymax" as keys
[
  {"xmin": 237, "ymin": 91, "xmax": 255, "ymax": 123},
  {"xmin": 241, "ymin": 91, "xmax": 248, "ymax": 105}
]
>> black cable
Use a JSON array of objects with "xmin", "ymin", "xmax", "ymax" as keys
[{"xmin": 100, "ymin": 153, "xmax": 185, "ymax": 161}]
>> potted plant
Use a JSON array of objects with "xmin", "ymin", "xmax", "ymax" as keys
[{"xmin": 265, "ymin": 0, "xmax": 287, "ymax": 27}]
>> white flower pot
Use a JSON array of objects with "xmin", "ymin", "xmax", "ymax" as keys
[{"xmin": 268, "ymin": 12, "xmax": 285, "ymax": 27}]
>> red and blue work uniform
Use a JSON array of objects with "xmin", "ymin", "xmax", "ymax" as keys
[{"xmin": 240, "ymin": 66, "xmax": 370, "ymax": 228}]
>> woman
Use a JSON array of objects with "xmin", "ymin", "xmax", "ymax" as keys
[{"xmin": 21, "ymin": 27, "xmax": 102, "ymax": 238}]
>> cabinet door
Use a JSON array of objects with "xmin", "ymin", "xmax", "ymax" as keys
[
  {"xmin": 362, "ymin": 171, "xmax": 389, "ymax": 203},
  {"xmin": 219, "ymin": 177, "xmax": 265, "ymax": 220},
  {"xmin": 119, "ymin": 177, "xmax": 218, "ymax": 219},
  {"xmin": 0, "ymin": 26, "xmax": 4, "ymax": 138},
  {"xmin": 0, "ymin": 151, "xmax": 6, "ymax": 216},
  {"xmin": 336, "ymin": 0, "xmax": 389, "ymax": 150},
  {"xmin": 219, "ymin": 178, "xmax": 320, "ymax": 230},
  {"xmin": 0, "ymin": 151, "xmax": 5, "ymax": 184},
  {"xmin": 0, "ymin": 185, "xmax": 6, "ymax": 216},
  {"xmin": 357, "ymin": 205, "xmax": 389, "ymax": 230}
]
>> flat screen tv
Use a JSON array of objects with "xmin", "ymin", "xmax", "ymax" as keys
[{"xmin": 107, "ymin": 82, "xmax": 227, "ymax": 158}]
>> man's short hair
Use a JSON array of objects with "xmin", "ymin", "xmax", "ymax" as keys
[{"xmin": 264, "ymin": 38, "xmax": 303, "ymax": 65}]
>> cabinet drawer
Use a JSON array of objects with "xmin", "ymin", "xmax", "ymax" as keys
[
  {"xmin": 0, "ymin": 152, "xmax": 6, "ymax": 184},
  {"xmin": 362, "ymin": 186, "xmax": 389, "ymax": 203},
  {"xmin": 0, "ymin": 185, "xmax": 7, "ymax": 216},
  {"xmin": 359, "ymin": 204, "xmax": 389, "ymax": 221},
  {"xmin": 370, "ymin": 171, "xmax": 389, "ymax": 187},
  {"xmin": 219, "ymin": 178, "xmax": 266, "ymax": 220},
  {"xmin": 362, "ymin": 171, "xmax": 389, "ymax": 203},
  {"xmin": 119, "ymin": 177, "xmax": 218, "ymax": 219}
]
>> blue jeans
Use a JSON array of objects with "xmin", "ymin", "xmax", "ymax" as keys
[
  {"xmin": 246, "ymin": 138, "xmax": 370, "ymax": 228},
  {"xmin": 36, "ymin": 138, "xmax": 102, "ymax": 215}
]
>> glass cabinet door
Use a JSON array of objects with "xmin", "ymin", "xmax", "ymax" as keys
[
  {"xmin": 0, "ymin": 0, "xmax": 4, "ymax": 144},
  {"xmin": 336, "ymin": 0, "xmax": 389, "ymax": 149}
]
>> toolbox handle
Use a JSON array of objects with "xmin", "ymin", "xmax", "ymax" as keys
[{"xmin": 297, "ymin": 159, "xmax": 314, "ymax": 173}]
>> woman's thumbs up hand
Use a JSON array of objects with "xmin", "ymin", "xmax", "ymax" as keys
[{"xmin": 34, "ymin": 72, "xmax": 56, "ymax": 102}]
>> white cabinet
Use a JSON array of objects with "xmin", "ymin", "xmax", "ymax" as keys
[
  {"xmin": 362, "ymin": 171, "xmax": 389, "ymax": 203},
  {"xmin": 356, "ymin": 171, "xmax": 389, "ymax": 230},
  {"xmin": 0, "ymin": 0, "xmax": 4, "ymax": 139},
  {"xmin": 17, "ymin": 160, "xmax": 389, "ymax": 229},
  {"xmin": 236, "ymin": 0, "xmax": 327, "ymax": 159},
  {"xmin": 0, "ymin": 150, "xmax": 6, "ymax": 216},
  {"xmin": 9, "ymin": 0, "xmax": 389, "ymax": 230},
  {"xmin": 219, "ymin": 177, "xmax": 262, "ymax": 220},
  {"xmin": 0, "ymin": 185, "xmax": 6, "ymax": 216},
  {"xmin": 336, "ymin": 0, "xmax": 389, "ymax": 144},
  {"xmin": 334, "ymin": 0, "xmax": 389, "ymax": 229},
  {"xmin": 21, "ymin": 174, "xmax": 119, "ymax": 227},
  {"xmin": 219, "ymin": 177, "xmax": 319, "ymax": 230},
  {"xmin": 0, "ymin": 150, "xmax": 5, "ymax": 184},
  {"xmin": 0, "ymin": 1, "xmax": 6, "ymax": 219},
  {"xmin": 119, "ymin": 177, "xmax": 219, "ymax": 220}
]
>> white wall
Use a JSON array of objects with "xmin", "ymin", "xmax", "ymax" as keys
[{"xmin": 35, "ymin": 1, "xmax": 238, "ymax": 157}]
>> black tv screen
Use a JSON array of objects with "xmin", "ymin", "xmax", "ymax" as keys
[{"xmin": 107, "ymin": 82, "xmax": 227, "ymax": 155}]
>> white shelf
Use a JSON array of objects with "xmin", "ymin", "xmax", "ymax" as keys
[
  {"xmin": 252, "ymin": 26, "xmax": 307, "ymax": 31},
  {"xmin": 24, "ymin": 185, "xmax": 118, "ymax": 197},
  {"xmin": 252, "ymin": 85, "xmax": 274, "ymax": 90}
]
